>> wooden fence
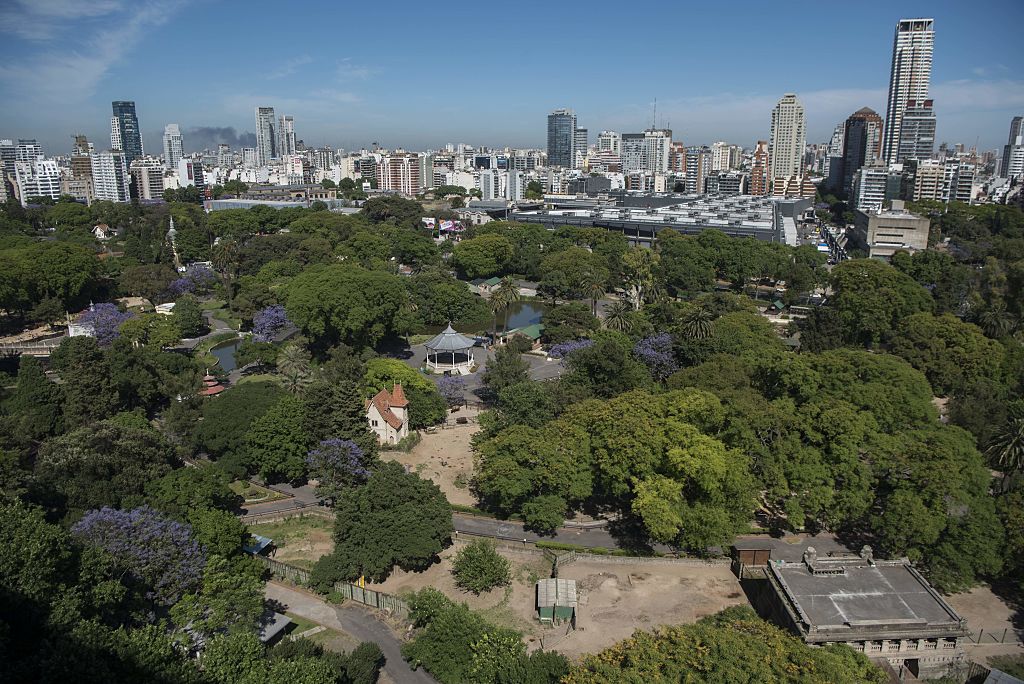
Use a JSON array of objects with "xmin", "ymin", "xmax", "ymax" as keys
[
  {"xmin": 966, "ymin": 627, "xmax": 1024, "ymax": 645},
  {"xmin": 255, "ymin": 555, "xmax": 409, "ymax": 619}
]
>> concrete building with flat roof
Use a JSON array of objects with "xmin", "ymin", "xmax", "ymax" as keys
[
  {"xmin": 512, "ymin": 193, "xmax": 806, "ymax": 246},
  {"xmin": 851, "ymin": 200, "xmax": 930, "ymax": 260},
  {"xmin": 760, "ymin": 546, "xmax": 968, "ymax": 679}
]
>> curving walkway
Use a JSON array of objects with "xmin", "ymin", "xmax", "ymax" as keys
[{"xmin": 266, "ymin": 581, "xmax": 435, "ymax": 684}]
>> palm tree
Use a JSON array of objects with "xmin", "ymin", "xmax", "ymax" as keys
[
  {"xmin": 490, "ymin": 277, "xmax": 520, "ymax": 340},
  {"xmin": 987, "ymin": 417, "xmax": 1024, "ymax": 482},
  {"xmin": 276, "ymin": 342, "xmax": 312, "ymax": 393},
  {"xmin": 680, "ymin": 304, "xmax": 715, "ymax": 340},
  {"xmin": 975, "ymin": 303, "xmax": 1014, "ymax": 339},
  {"xmin": 583, "ymin": 272, "xmax": 606, "ymax": 317},
  {"xmin": 603, "ymin": 300, "xmax": 633, "ymax": 332}
]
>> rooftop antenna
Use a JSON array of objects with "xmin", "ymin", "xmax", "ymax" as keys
[{"xmin": 652, "ymin": 98, "xmax": 657, "ymax": 130}]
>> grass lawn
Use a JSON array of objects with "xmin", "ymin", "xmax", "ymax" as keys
[
  {"xmin": 283, "ymin": 612, "xmax": 363, "ymax": 653},
  {"xmin": 237, "ymin": 373, "xmax": 283, "ymax": 386},
  {"xmin": 200, "ymin": 298, "xmax": 242, "ymax": 331},
  {"xmin": 246, "ymin": 514, "xmax": 334, "ymax": 569},
  {"xmin": 284, "ymin": 612, "xmax": 319, "ymax": 634},
  {"xmin": 230, "ymin": 480, "xmax": 289, "ymax": 504},
  {"xmin": 200, "ymin": 299, "xmax": 227, "ymax": 311}
]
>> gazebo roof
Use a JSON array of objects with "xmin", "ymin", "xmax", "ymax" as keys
[{"xmin": 425, "ymin": 324, "xmax": 475, "ymax": 353}]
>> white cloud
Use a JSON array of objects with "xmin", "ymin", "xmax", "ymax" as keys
[
  {"xmin": 0, "ymin": 0, "xmax": 126, "ymax": 40},
  {"xmin": 336, "ymin": 58, "xmax": 374, "ymax": 81},
  {"xmin": 267, "ymin": 55, "xmax": 314, "ymax": 80},
  {"xmin": 0, "ymin": 0, "xmax": 187, "ymax": 103}
]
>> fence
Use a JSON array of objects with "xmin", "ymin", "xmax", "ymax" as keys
[
  {"xmin": 241, "ymin": 505, "xmax": 332, "ymax": 525},
  {"xmin": 255, "ymin": 555, "xmax": 409, "ymax": 619},
  {"xmin": 966, "ymin": 627, "xmax": 1024, "ymax": 645}
]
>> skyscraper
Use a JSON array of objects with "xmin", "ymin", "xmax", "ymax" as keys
[
  {"xmin": 999, "ymin": 116, "xmax": 1024, "ymax": 179},
  {"xmin": 111, "ymin": 101, "xmax": 144, "ymax": 166},
  {"xmin": 882, "ymin": 18, "xmax": 934, "ymax": 165},
  {"xmin": 162, "ymin": 124, "xmax": 184, "ymax": 170},
  {"xmin": 769, "ymin": 94, "xmax": 806, "ymax": 187},
  {"xmin": 547, "ymin": 109, "xmax": 576, "ymax": 168},
  {"xmin": 896, "ymin": 99, "xmax": 936, "ymax": 163},
  {"xmin": 278, "ymin": 115, "xmax": 296, "ymax": 157},
  {"xmin": 841, "ymin": 107, "xmax": 884, "ymax": 194},
  {"xmin": 573, "ymin": 128, "xmax": 588, "ymax": 169},
  {"xmin": 255, "ymin": 106, "xmax": 277, "ymax": 166}
]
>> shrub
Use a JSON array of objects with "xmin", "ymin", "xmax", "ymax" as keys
[{"xmin": 452, "ymin": 539, "xmax": 511, "ymax": 594}]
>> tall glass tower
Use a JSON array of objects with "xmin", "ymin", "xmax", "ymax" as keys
[
  {"xmin": 111, "ymin": 101, "xmax": 143, "ymax": 166},
  {"xmin": 547, "ymin": 109, "xmax": 576, "ymax": 168},
  {"xmin": 882, "ymin": 19, "xmax": 934, "ymax": 165}
]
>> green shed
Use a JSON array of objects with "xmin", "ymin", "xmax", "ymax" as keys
[{"xmin": 536, "ymin": 578, "xmax": 577, "ymax": 626}]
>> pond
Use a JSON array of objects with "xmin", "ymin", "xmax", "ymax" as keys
[
  {"xmin": 498, "ymin": 300, "xmax": 548, "ymax": 332},
  {"xmin": 210, "ymin": 338, "xmax": 241, "ymax": 372}
]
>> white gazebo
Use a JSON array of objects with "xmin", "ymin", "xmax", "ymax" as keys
[{"xmin": 424, "ymin": 324, "xmax": 476, "ymax": 376}]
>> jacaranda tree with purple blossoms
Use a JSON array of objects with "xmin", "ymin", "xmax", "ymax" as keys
[
  {"xmin": 547, "ymin": 338, "xmax": 594, "ymax": 362},
  {"xmin": 436, "ymin": 375, "xmax": 466, "ymax": 408},
  {"xmin": 71, "ymin": 505, "xmax": 207, "ymax": 606},
  {"xmin": 167, "ymin": 264, "xmax": 217, "ymax": 298},
  {"xmin": 306, "ymin": 438, "xmax": 371, "ymax": 504},
  {"xmin": 78, "ymin": 302, "xmax": 134, "ymax": 346},
  {"xmin": 252, "ymin": 304, "xmax": 291, "ymax": 342},
  {"xmin": 634, "ymin": 332, "xmax": 679, "ymax": 381}
]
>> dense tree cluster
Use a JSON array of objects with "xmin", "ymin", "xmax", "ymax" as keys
[{"xmin": 566, "ymin": 606, "xmax": 885, "ymax": 683}]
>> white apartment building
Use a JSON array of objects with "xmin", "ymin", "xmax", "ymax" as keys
[
  {"xmin": 882, "ymin": 18, "xmax": 934, "ymax": 164},
  {"xmin": 620, "ymin": 129, "xmax": 672, "ymax": 174},
  {"xmin": 177, "ymin": 158, "xmax": 205, "ymax": 192},
  {"xmin": 110, "ymin": 116, "xmax": 122, "ymax": 152},
  {"xmin": 278, "ymin": 115, "xmax": 296, "ymax": 157},
  {"xmin": 711, "ymin": 141, "xmax": 740, "ymax": 171},
  {"xmin": 14, "ymin": 158, "xmax": 61, "ymax": 205},
  {"xmin": 598, "ymin": 130, "xmax": 621, "ymax": 155},
  {"xmin": 506, "ymin": 170, "xmax": 525, "ymax": 201},
  {"xmin": 769, "ymin": 94, "xmax": 806, "ymax": 188},
  {"xmin": 91, "ymin": 150, "xmax": 130, "ymax": 202},
  {"xmin": 162, "ymin": 124, "xmax": 184, "ymax": 170}
]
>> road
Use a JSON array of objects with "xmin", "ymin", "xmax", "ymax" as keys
[{"xmin": 266, "ymin": 581, "xmax": 435, "ymax": 684}]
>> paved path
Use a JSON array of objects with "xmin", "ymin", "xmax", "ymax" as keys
[
  {"xmin": 244, "ymin": 483, "xmax": 848, "ymax": 557},
  {"xmin": 266, "ymin": 582, "xmax": 435, "ymax": 684}
]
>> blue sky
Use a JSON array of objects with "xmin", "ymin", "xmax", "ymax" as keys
[{"xmin": 1, "ymin": 0, "xmax": 1022, "ymax": 155}]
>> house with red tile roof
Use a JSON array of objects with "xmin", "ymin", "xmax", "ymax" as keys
[{"xmin": 366, "ymin": 384, "xmax": 410, "ymax": 445}]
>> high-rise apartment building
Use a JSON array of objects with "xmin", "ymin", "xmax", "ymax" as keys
[
  {"xmin": 278, "ymin": 115, "xmax": 296, "ymax": 157},
  {"xmin": 896, "ymin": 99, "xmax": 936, "ymax": 163},
  {"xmin": 14, "ymin": 158, "xmax": 61, "ymax": 205},
  {"xmin": 999, "ymin": 116, "xmax": 1024, "ymax": 179},
  {"xmin": 131, "ymin": 157, "xmax": 165, "ymax": 200},
  {"xmin": 376, "ymin": 153, "xmax": 421, "ymax": 195},
  {"xmin": 750, "ymin": 141, "xmax": 770, "ymax": 196},
  {"xmin": 910, "ymin": 159, "xmax": 973, "ymax": 203},
  {"xmin": 217, "ymin": 144, "xmax": 233, "ymax": 168},
  {"xmin": 769, "ymin": 94, "xmax": 806, "ymax": 190},
  {"xmin": 111, "ymin": 101, "xmax": 144, "ymax": 166},
  {"xmin": 15, "ymin": 139, "xmax": 42, "ymax": 163},
  {"xmin": 0, "ymin": 139, "xmax": 16, "ymax": 178},
  {"xmin": 711, "ymin": 142, "xmax": 740, "ymax": 171},
  {"xmin": 669, "ymin": 142, "xmax": 686, "ymax": 174},
  {"xmin": 685, "ymin": 146, "xmax": 711, "ymax": 194},
  {"xmin": 162, "ymin": 124, "xmax": 184, "ymax": 170},
  {"xmin": 110, "ymin": 117, "xmax": 122, "ymax": 151},
  {"xmin": 621, "ymin": 129, "xmax": 672, "ymax": 174},
  {"xmin": 91, "ymin": 150, "xmax": 131, "ymax": 202},
  {"xmin": 573, "ymin": 128, "xmax": 588, "ymax": 169},
  {"xmin": 841, "ymin": 107, "xmax": 884, "ymax": 194},
  {"xmin": 598, "ymin": 131, "xmax": 621, "ymax": 155},
  {"xmin": 882, "ymin": 18, "xmax": 934, "ymax": 165},
  {"xmin": 255, "ymin": 106, "xmax": 277, "ymax": 166},
  {"xmin": 69, "ymin": 135, "xmax": 94, "ymax": 204},
  {"xmin": 547, "ymin": 109, "xmax": 577, "ymax": 168},
  {"xmin": 177, "ymin": 159, "xmax": 206, "ymax": 193}
]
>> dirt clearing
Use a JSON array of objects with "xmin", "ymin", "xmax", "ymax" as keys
[
  {"xmin": 366, "ymin": 545, "xmax": 746, "ymax": 660},
  {"xmin": 380, "ymin": 415, "xmax": 480, "ymax": 507}
]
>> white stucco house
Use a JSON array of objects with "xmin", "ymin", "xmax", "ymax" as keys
[{"xmin": 366, "ymin": 384, "xmax": 410, "ymax": 445}]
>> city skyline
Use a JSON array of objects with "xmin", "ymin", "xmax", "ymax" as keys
[{"xmin": 0, "ymin": 1, "xmax": 1022, "ymax": 154}]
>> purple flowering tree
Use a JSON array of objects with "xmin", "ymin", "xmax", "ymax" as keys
[
  {"xmin": 548, "ymin": 338, "xmax": 594, "ymax": 363},
  {"xmin": 167, "ymin": 265, "xmax": 217, "ymax": 298},
  {"xmin": 633, "ymin": 332, "xmax": 678, "ymax": 381},
  {"xmin": 71, "ymin": 505, "xmax": 207, "ymax": 605},
  {"xmin": 306, "ymin": 438, "xmax": 371, "ymax": 504},
  {"xmin": 436, "ymin": 375, "xmax": 466, "ymax": 408},
  {"xmin": 78, "ymin": 303, "xmax": 134, "ymax": 346},
  {"xmin": 252, "ymin": 305, "xmax": 291, "ymax": 342}
]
